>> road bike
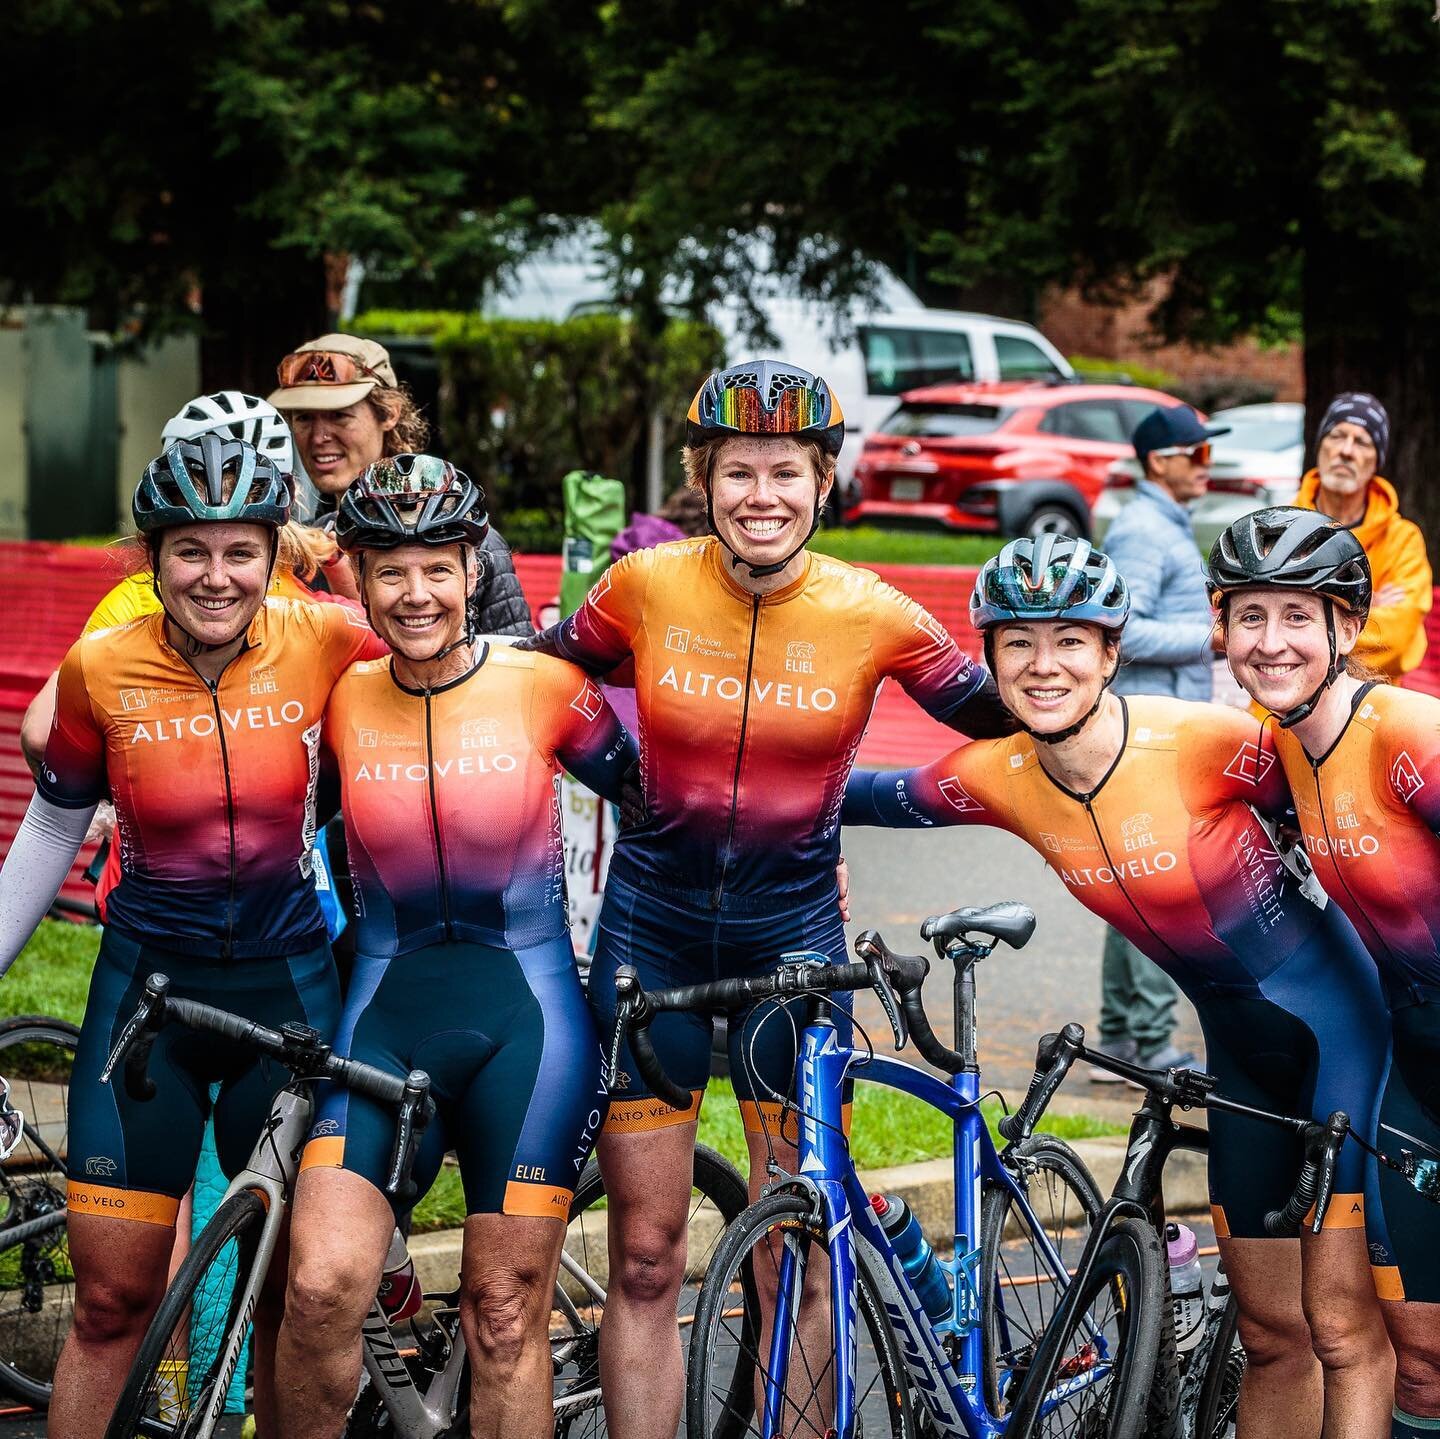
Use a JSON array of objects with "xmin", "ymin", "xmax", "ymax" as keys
[{"xmin": 613, "ymin": 903, "xmax": 1123, "ymax": 1438}]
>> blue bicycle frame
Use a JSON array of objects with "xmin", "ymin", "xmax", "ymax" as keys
[{"xmin": 760, "ymin": 977, "xmax": 1110, "ymax": 1438}]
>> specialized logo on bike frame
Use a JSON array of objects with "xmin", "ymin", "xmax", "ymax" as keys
[
  {"xmin": 1391, "ymin": 750, "xmax": 1426, "ymax": 804},
  {"xmin": 1222, "ymin": 741, "xmax": 1275, "ymax": 786},
  {"xmin": 1121, "ymin": 813, "xmax": 1156, "ymax": 852},
  {"xmin": 84, "ymin": 1155, "xmax": 118, "ymax": 1178},
  {"xmin": 936, "ymin": 777, "xmax": 982, "ymax": 814}
]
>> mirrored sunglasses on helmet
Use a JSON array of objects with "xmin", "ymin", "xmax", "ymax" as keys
[
  {"xmin": 364, "ymin": 455, "xmax": 456, "ymax": 497},
  {"xmin": 712, "ymin": 383, "xmax": 829, "ymax": 435},
  {"xmin": 1151, "ymin": 442, "xmax": 1212, "ymax": 465},
  {"xmin": 276, "ymin": 350, "xmax": 388, "ymax": 389},
  {"xmin": 984, "ymin": 560, "xmax": 1095, "ymax": 611}
]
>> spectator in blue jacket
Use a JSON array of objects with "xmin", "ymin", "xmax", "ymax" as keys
[{"xmin": 1089, "ymin": 402, "xmax": 1229, "ymax": 1081}]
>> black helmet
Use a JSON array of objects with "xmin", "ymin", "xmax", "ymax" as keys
[
  {"xmin": 1206, "ymin": 506, "xmax": 1372, "ymax": 623},
  {"xmin": 336, "ymin": 454, "xmax": 489, "ymax": 552},
  {"xmin": 686, "ymin": 360, "xmax": 846, "ymax": 457},
  {"xmin": 132, "ymin": 436, "xmax": 291, "ymax": 535}
]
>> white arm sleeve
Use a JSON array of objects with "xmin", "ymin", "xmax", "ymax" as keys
[{"xmin": 0, "ymin": 793, "xmax": 97, "ymax": 978}]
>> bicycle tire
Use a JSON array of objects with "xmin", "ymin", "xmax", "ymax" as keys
[
  {"xmin": 1191, "ymin": 1294, "xmax": 1243, "ymax": 1439},
  {"xmin": 0, "ymin": 1015, "xmax": 78, "ymax": 1409},
  {"xmin": 553, "ymin": 1141, "xmax": 751, "ymax": 1438},
  {"xmin": 685, "ymin": 1189, "xmax": 916, "ymax": 1439},
  {"xmin": 980, "ymin": 1133, "xmax": 1103, "ymax": 1418},
  {"xmin": 105, "ymin": 1188, "xmax": 268, "ymax": 1439},
  {"xmin": 1005, "ymin": 1213, "xmax": 1166, "ymax": 1439}
]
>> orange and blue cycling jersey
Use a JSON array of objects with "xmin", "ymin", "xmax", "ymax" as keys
[
  {"xmin": 37, "ymin": 598, "xmax": 384, "ymax": 957},
  {"xmin": 1274, "ymin": 681, "xmax": 1440, "ymax": 994},
  {"xmin": 324, "ymin": 644, "xmax": 635, "ymax": 956},
  {"xmin": 844, "ymin": 694, "xmax": 1390, "ymax": 1238},
  {"xmin": 533, "ymin": 536, "xmax": 1004, "ymax": 904}
]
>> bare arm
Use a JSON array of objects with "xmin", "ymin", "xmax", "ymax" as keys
[{"xmin": 19, "ymin": 671, "xmax": 59, "ymax": 778}]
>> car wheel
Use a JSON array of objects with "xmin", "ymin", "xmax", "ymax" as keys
[{"xmin": 1021, "ymin": 503, "xmax": 1087, "ymax": 540}]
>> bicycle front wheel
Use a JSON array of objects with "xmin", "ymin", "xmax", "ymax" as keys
[
  {"xmin": 1004, "ymin": 1214, "xmax": 1165, "ymax": 1439},
  {"xmin": 980, "ymin": 1133, "xmax": 1103, "ymax": 1418},
  {"xmin": 685, "ymin": 1190, "xmax": 915, "ymax": 1439},
  {"xmin": 0, "ymin": 1015, "xmax": 78, "ymax": 1409},
  {"xmin": 105, "ymin": 1189, "xmax": 269, "ymax": 1439},
  {"xmin": 553, "ymin": 1141, "xmax": 750, "ymax": 1438}
]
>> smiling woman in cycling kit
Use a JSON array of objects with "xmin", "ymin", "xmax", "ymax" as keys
[
  {"xmin": 0, "ymin": 436, "xmax": 385, "ymax": 1439},
  {"xmin": 520, "ymin": 359, "xmax": 1015, "ymax": 1439},
  {"xmin": 1210, "ymin": 507, "xmax": 1440, "ymax": 1439},
  {"xmin": 842, "ymin": 534, "xmax": 1395, "ymax": 1439},
  {"xmin": 273, "ymin": 455, "xmax": 634, "ymax": 1439}
]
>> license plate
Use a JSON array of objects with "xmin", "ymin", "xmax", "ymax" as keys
[{"xmin": 890, "ymin": 478, "xmax": 924, "ymax": 501}]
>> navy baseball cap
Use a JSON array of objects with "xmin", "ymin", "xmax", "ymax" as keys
[{"xmin": 1132, "ymin": 405, "xmax": 1231, "ymax": 467}]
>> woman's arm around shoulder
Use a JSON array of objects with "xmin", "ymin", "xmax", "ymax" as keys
[{"xmin": 842, "ymin": 737, "xmax": 1009, "ymax": 829}]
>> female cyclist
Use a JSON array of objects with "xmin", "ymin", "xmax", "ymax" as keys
[
  {"xmin": 1208, "ymin": 506, "xmax": 1440, "ymax": 1438},
  {"xmin": 843, "ymin": 534, "xmax": 1394, "ymax": 1438},
  {"xmin": 524, "ymin": 359, "xmax": 1014, "ymax": 1437},
  {"xmin": 0, "ymin": 435, "xmax": 385, "ymax": 1439},
  {"xmin": 275, "ymin": 455, "xmax": 634, "ymax": 1439}
]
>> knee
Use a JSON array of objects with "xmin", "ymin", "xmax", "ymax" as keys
[
  {"xmin": 284, "ymin": 1250, "xmax": 374, "ymax": 1341},
  {"xmin": 464, "ymin": 1269, "xmax": 546, "ymax": 1369},
  {"xmin": 1303, "ymin": 1301, "xmax": 1390, "ymax": 1374},
  {"xmin": 73, "ymin": 1270, "xmax": 166, "ymax": 1346},
  {"xmin": 1394, "ymin": 1349, "xmax": 1440, "ymax": 1415},
  {"xmin": 1236, "ymin": 1307, "xmax": 1313, "ymax": 1374},
  {"xmin": 611, "ymin": 1218, "xmax": 687, "ymax": 1308}
]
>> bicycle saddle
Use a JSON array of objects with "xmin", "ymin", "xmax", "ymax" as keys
[{"xmin": 924, "ymin": 902, "xmax": 1037, "ymax": 951}]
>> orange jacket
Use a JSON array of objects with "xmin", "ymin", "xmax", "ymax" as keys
[{"xmin": 1295, "ymin": 470, "xmax": 1432, "ymax": 677}]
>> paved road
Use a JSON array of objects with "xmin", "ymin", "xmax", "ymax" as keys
[{"xmin": 840, "ymin": 821, "xmax": 1205, "ymax": 1124}]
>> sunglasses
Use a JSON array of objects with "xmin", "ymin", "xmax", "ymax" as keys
[
  {"xmin": 276, "ymin": 350, "xmax": 387, "ymax": 388},
  {"xmin": 1151, "ymin": 442, "xmax": 1211, "ymax": 465}
]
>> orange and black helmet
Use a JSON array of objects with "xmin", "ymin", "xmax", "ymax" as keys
[{"xmin": 686, "ymin": 361, "xmax": 845, "ymax": 457}]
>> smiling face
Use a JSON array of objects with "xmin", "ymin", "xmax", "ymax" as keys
[
  {"xmin": 360, "ymin": 541, "xmax": 473, "ymax": 662},
  {"xmin": 289, "ymin": 402, "xmax": 395, "ymax": 496},
  {"xmin": 991, "ymin": 621, "xmax": 1119, "ymax": 735},
  {"xmin": 708, "ymin": 437, "xmax": 832, "ymax": 578},
  {"xmin": 1222, "ymin": 588, "xmax": 1363, "ymax": 714},
  {"xmin": 154, "ymin": 523, "xmax": 273, "ymax": 646}
]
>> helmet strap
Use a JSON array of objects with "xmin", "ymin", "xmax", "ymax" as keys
[
  {"xmin": 983, "ymin": 630, "xmax": 1116, "ymax": 747},
  {"xmin": 705, "ymin": 487, "xmax": 822, "ymax": 582},
  {"xmin": 1276, "ymin": 599, "xmax": 1343, "ymax": 729}
]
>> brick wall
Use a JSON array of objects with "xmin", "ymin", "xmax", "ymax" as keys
[{"xmin": 1039, "ymin": 280, "xmax": 1303, "ymax": 401}]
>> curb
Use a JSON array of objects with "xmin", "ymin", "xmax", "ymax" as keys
[{"xmin": 407, "ymin": 1137, "xmax": 1208, "ymax": 1294}]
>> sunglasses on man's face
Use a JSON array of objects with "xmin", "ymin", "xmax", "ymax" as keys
[
  {"xmin": 1152, "ymin": 442, "xmax": 1211, "ymax": 465},
  {"xmin": 276, "ymin": 350, "xmax": 385, "ymax": 388}
]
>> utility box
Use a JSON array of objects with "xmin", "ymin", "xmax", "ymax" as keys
[{"xmin": 0, "ymin": 307, "xmax": 200, "ymax": 541}]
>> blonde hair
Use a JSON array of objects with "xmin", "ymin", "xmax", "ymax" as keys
[
  {"xmin": 368, "ymin": 384, "xmax": 430, "ymax": 455},
  {"xmin": 681, "ymin": 436, "xmax": 836, "ymax": 494}
]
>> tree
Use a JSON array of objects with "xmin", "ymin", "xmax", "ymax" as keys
[{"xmin": 3, "ymin": 0, "xmax": 607, "ymax": 391}]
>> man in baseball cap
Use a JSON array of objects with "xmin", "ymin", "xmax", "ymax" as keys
[{"xmin": 1296, "ymin": 391, "xmax": 1431, "ymax": 677}]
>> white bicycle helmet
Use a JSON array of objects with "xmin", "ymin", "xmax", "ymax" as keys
[{"xmin": 161, "ymin": 391, "xmax": 294, "ymax": 475}]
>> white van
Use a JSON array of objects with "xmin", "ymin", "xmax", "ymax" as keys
[{"xmin": 483, "ymin": 232, "xmax": 1072, "ymax": 486}]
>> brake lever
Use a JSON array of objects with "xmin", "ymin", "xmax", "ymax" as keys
[
  {"xmin": 865, "ymin": 949, "xmax": 907, "ymax": 1051},
  {"xmin": 100, "ymin": 972, "xmax": 171, "ymax": 1100},
  {"xmin": 1309, "ymin": 1110, "xmax": 1350, "ymax": 1235}
]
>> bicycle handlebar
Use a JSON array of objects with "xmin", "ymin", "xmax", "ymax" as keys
[
  {"xmin": 100, "ymin": 973, "xmax": 433, "ymax": 1199},
  {"xmin": 1262, "ymin": 1110, "xmax": 1351, "ymax": 1237}
]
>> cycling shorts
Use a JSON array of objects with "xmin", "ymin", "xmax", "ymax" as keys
[
  {"xmin": 68, "ymin": 927, "xmax": 339, "ymax": 1227},
  {"xmin": 587, "ymin": 870, "xmax": 850, "ymax": 1139},
  {"xmin": 1366, "ymin": 994, "xmax": 1440, "ymax": 1302},
  {"xmin": 302, "ymin": 937, "xmax": 604, "ymax": 1222},
  {"xmin": 1202, "ymin": 917, "xmax": 1387, "ymax": 1241}
]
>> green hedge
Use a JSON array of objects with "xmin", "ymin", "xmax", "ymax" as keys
[{"xmin": 353, "ymin": 311, "xmax": 724, "ymax": 539}]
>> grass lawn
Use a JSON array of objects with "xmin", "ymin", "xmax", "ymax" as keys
[
  {"xmin": 810, "ymin": 526, "xmax": 1004, "ymax": 567},
  {"xmin": 3, "ymin": 920, "xmax": 99, "ymax": 1028},
  {"xmin": 411, "ymin": 1075, "xmax": 1125, "ymax": 1233}
]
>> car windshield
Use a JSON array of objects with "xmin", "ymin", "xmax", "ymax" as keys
[
  {"xmin": 1213, "ymin": 417, "xmax": 1302, "ymax": 452},
  {"xmin": 881, "ymin": 403, "xmax": 1007, "ymax": 439}
]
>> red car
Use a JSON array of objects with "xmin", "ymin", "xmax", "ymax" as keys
[{"xmin": 843, "ymin": 381, "xmax": 1187, "ymax": 539}]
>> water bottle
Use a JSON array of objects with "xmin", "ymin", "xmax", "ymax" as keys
[
  {"xmin": 378, "ymin": 1229, "xmax": 422, "ymax": 1322},
  {"xmin": 872, "ymin": 1194, "xmax": 950, "ymax": 1324},
  {"xmin": 1165, "ymin": 1221, "xmax": 1204, "ymax": 1356}
]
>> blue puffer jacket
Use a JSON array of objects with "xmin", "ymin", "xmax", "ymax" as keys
[{"xmin": 1101, "ymin": 481, "xmax": 1213, "ymax": 701}]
